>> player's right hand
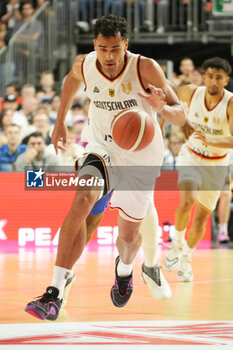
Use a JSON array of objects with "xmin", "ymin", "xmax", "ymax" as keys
[
  {"xmin": 51, "ymin": 122, "xmax": 67, "ymax": 155},
  {"xmin": 138, "ymin": 84, "xmax": 167, "ymax": 113}
]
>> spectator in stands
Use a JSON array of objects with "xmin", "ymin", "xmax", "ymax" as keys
[
  {"xmin": 22, "ymin": 107, "xmax": 52, "ymax": 145},
  {"xmin": 114, "ymin": 0, "xmax": 152, "ymax": 31},
  {"xmin": 9, "ymin": 1, "xmax": 43, "ymax": 77},
  {"xmin": 73, "ymin": 114, "xmax": 87, "ymax": 148},
  {"xmin": 49, "ymin": 94, "xmax": 61, "ymax": 124},
  {"xmin": 75, "ymin": 0, "xmax": 109, "ymax": 31},
  {"xmin": 36, "ymin": 96, "xmax": 54, "ymax": 123},
  {"xmin": 156, "ymin": 0, "xmax": 169, "ymax": 34},
  {"xmin": 65, "ymin": 100, "xmax": 83, "ymax": 127},
  {"xmin": 12, "ymin": 131, "xmax": 60, "ymax": 171},
  {"xmin": 0, "ymin": 23, "xmax": 8, "ymax": 98},
  {"xmin": 190, "ymin": 68, "xmax": 203, "ymax": 86},
  {"xmin": 61, "ymin": 76, "xmax": 87, "ymax": 107},
  {"xmin": 74, "ymin": 84, "xmax": 88, "ymax": 106},
  {"xmin": 21, "ymin": 83, "xmax": 36, "ymax": 100},
  {"xmin": 162, "ymin": 131, "xmax": 185, "ymax": 170},
  {"xmin": 4, "ymin": 94, "xmax": 19, "ymax": 112},
  {"xmin": 0, "ymin": 109, "xmax": 14, "ymax": 145},
  {"xmin": 5, "ymin": 82, "xmax": 21, "ymax": 99},
  {"xmin": 13, "ymin": 95, "xmax": 38, "ymax": 131},
  {"xmin": 0, "ymin": 108, "xmax": 14, "ymax": 132},
  {"xmin": 70, "ymin": 100, "xmax": 83, "ymax": 116},
  {"xmin": 37, "ymin": 71, "xmax": 56, "ymax": 98},
  {"xmin": 35, "ymin": 0, "xmax": 47, "ymax": 10},
  {"xmin": 0, "ymin": 0, "xmax": 22, "ymax": 41},
  {"xmin": 172, "ymin": 57, "xmax": 195, "ymax": 87},
  {"xmin": 10, "ymin": 1, "xmax": 43, "ymax": 41},
  {"xmin": 1, "ymin": 82, "xmax": 22, "ymax": 112},
  {"xmin": 41, "ymin": 95, "xmax": 53, "ymax": 111},
  {"xmin": 0, "ymin": 124, "xmax": 26, "ymax": 171},
  {"xmin": 35, "ymin": 0, "xmax": 55, "ymax": 21},
  {"xmin": 36, "ymin": 90, "xmax": 46, "ymax": 102},
  {"xmin": 30, "ymin": 0, "xmax": 53, "ymax": 9},
  {"xmin": 105, "ymin": 0, "xmax": 122, "ymax": 17},
  {"xmin": 76, "ymin": 0, "xmax": 150, "ymax": 33},
  {"xmin": 0, "ymin": 22, "xmax": 7, "ymax": 48}
]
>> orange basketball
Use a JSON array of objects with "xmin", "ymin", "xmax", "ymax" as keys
[{"xmin": 110, "ymin": 108, "xmax": 155, "ymax": 151}]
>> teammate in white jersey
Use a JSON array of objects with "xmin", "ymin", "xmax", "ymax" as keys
[
  {"xmin": 25, "ymin": 14, "xmax": 185, "ymax": 321},
  {"xmin": 164, "ymin": 57, "xmax": 233, "ymax": 282}
]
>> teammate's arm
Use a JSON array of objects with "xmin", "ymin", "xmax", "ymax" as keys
[
  {"xmin": 194, "ymin": 98, "xmax": 233, "ymax": 148},
  {"xmin": 159, "ymin": 82, "xmax": 195, "ymax": 138},
  {"xmin": 177, "ymin": 84, "xmax": 196, "ymax": 138},
  {"xmin": 137, "ymin": 57, "xmax": 186, "ymax": 127},
  {"xmin": 51, "ymin": 55, "xmax": 86, "ymax": 154}
]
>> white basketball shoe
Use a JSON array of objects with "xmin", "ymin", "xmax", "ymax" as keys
[
  {"xmin": 141, "ymin": 263, "xmax": 172, "ymax": 300},
  {"xmin": 164, "ymin": 240, "xmax": 184, "ymax": 272},
  {"xmin": 178, "ymin": 254, "xmax": 193, "ymax": 282}
]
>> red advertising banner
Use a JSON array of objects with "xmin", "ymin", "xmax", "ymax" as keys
[{"xmin": 0, "ymin": 173, "xmax": 211, "ymax": 247}]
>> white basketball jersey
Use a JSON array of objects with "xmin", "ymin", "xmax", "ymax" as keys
[
  {"xmin": 82, "ymin": 51, "xmax": 159, "ymax": 153},
  {"xmin": 187, "ymin": 86, "xmax": 233, "ymax": 159}
]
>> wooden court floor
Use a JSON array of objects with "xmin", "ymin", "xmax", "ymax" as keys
[{"xmin": 1, "ymin": 244, "xmax": 233, "ymax": 324}]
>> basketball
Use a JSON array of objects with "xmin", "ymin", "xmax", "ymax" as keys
[{"xmin": 110, "ymin": 108, "xmax": 155, "ymax": 151}]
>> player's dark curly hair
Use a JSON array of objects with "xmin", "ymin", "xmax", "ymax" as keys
[
  {"xmin": 93, "ymin": 14, "xmax": 129, "ymax": 40},
  {"xmin": 202, "ymin": 57, "xmax": 232, "ymax": 75}
]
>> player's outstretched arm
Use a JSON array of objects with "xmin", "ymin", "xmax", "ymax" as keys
[
  {"xmin": 137, "ymin": 57, "xmax": 186, "ymax": 127},
  {"xmin": 52, "ymin": 55, "xmax": 86, "ymax": 154}
]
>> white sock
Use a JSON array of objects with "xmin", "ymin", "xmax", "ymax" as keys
[
  {"xmin": 51, "ymin": 266, "xmax": 72, "ymax": 299},
  {"xmin": 117, "ymin": 259, "xmax": 133, "ymax": 277},
  {"xmin": 218, "ymin": 223, "xmax": 228, "ymax": 235},
  {"xmin": 174, "ymin": 228, "xmax": 186, "ymax": 244},
  {"xmin": 183, "ymin": 241, "xmax": 194, "ymax": 257},
  {"xmin": 141, "ymin": 200, "xmax": 158, "ymax": 267}
]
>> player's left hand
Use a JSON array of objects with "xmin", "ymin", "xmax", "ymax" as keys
[
  {"xmin": 192, "ymin": 130, "xmax": 209, "ymax": 145},
  {"xmin": 137, "ymin": 84, "xmax": 167, "ymax": 113}
]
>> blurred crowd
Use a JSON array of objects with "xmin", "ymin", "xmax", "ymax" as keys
[
  {"xmin": 0, "ymin": 0, "xmax": 50, "ymax": 48},
  {"xmin": 0, "ymin": 69, "xmax": 89, "ymax": 171}
]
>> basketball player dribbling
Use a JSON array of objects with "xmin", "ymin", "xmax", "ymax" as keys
[
  {"xmin": 61, "ymin": 191, "xmax": 168, "ymax": 308},
  {"xmin": 164, "ymin": 57, "xmax": 233, "ymax": 282},
  {"xmin": 25, "ymin": 14, "xmax": 185, "ymax": 321}
]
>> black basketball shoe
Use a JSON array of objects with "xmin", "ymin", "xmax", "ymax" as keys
[
  {"xmin": 25, "ymin": 286, "xmax": 62, "ymax": 321},
  {"xmin": 110, "ymin": 256, "xmax": 133, "ymax": 307}
]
